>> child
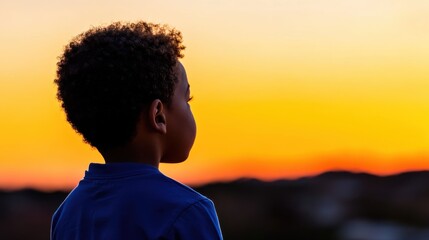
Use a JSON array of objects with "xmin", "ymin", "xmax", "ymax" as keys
[{"xmin": 51, "ymin": 21, "xmax": 223, "ymax": 240}]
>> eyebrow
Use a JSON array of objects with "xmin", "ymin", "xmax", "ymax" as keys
[{"xmin": 186, "ymin": 84, "xmax": 190, "ymax": 95}]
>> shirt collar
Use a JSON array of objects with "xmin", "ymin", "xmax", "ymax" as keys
[{"xmin": 84, "ymin": 162, "xmax": 159, "ymax": 180}]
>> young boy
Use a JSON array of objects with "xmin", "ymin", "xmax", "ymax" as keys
[{"xmin": 51, "ymin": 22, "xmax": 223, "ymax": 240}]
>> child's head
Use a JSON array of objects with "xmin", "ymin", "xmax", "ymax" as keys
[{"xmin": 55, "ymin": 21, "xmax": 196, "ymax": 164}]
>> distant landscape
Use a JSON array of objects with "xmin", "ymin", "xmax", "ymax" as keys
[{"xmin": 3, "ymin": 171, "xmax": 429, "ymax": 240}]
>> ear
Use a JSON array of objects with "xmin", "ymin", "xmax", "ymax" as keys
[{"xmin": 148, "ymin": 99, "xmax": 167, "ymax": 134}]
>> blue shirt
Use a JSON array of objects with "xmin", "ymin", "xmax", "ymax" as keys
[{"xmin": 51, "ymin": 163, "xmax": 223, "ymax": 240}]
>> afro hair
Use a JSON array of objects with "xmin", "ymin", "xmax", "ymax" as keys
[{"xmin": 55, "ymin": 21, "xmax": 185, "ymax": 152}]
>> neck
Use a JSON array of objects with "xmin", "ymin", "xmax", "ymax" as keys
[{"xmin": 100, "ymin": 142, "xmax": 161, "ymax": 168}]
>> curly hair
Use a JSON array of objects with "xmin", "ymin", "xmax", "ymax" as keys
[{"xmin": 55, "ymin": 21, "xmax": 185, "ymax": 152}]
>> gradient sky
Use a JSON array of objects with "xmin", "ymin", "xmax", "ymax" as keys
[{"xmin": 1, "ymin": 0, "xmax": 429, "ymax": 190}]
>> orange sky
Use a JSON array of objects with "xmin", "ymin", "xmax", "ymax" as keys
[{"xmin": 1, "ymin": 0, "xmax": 429, "ymax": 190}]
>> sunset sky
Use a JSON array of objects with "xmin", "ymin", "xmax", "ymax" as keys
[{"xmin": 1, "ymin": 0, "xmax": 429, "ymax": 190}]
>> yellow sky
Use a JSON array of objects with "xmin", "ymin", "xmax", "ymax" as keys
[{"xmin": 1, "ymin": 0, "xmax": 429, "ymax": 189}]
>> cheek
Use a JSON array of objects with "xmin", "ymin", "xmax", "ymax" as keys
[
  {"xmin": 186, "ymin": 106, "xmax": 197, "ymax": 143},
  {"xmin": 168, "ymin": 105, "xmax": 196, "ymax": 162},
  {"xmin": 173, "ymin": 104, "xmax": 196, "ymax": 145}
]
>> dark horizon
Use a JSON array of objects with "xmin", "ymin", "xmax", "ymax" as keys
[
  {"xmin": 3, "ymin": 168, "xmax": 429, "ymax": 192},
  {"xmin": 4, "ymin": 169, "xmax": 429, "ymax": 239}
]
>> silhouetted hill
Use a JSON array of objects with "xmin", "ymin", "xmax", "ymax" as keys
[{"xmin": 3, "ymin": 171, "xmax": 429, "ymax": 240}]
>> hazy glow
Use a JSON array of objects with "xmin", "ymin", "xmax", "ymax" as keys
[{"xmin": 1, "ymin": 0, "xmax": 429, "ymax": 189}]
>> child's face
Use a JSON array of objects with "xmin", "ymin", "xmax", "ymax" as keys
[{"xmin": 162, "ymin": 62, "xmax": 197, "ymax": 163}]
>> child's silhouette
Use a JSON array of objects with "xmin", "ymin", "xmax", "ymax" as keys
[{"xmin": 51, "ymin": 21, "xmax": 223, "ymax": 240}]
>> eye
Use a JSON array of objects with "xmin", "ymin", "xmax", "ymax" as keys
[{"xmin": 187, "ymin": 95, "xmax": 194, "ymax": 102}]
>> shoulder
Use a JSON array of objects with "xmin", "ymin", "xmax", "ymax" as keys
[
  {"xmin": 117, "ymin": 171, "xmax": 212, "ymax": 218},
  {"xmin": 130, "ymin": 173, "xmax": 223, "ymax": 238},
  {"xmin": 134, "ymin": 173, "xmax": 222, "ymax": 238},
  {"xmin": 125, "ymin": 171, "xmax": 208, "ymax": 205},
  {"xmin": 160, "ymin": 174, "xmax": 207, "ymax": 201},
  {"xmin": 166, "ymin": 198, "xmax": 223, "ymax": 239}
]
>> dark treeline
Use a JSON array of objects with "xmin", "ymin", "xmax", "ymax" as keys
[{"xmin": 3, "ymin": 171, "xmax": 429, "ymax": 240}]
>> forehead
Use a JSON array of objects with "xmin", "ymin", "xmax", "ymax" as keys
[{"xmin": 175, "ymin": 62, "xmax": 188, "ymax": 86}]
